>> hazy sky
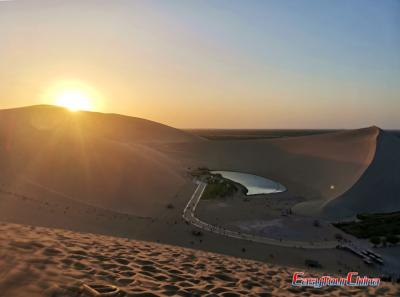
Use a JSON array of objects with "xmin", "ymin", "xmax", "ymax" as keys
[{"xmin": 1, "ymin": 0, "xmax": 399, "ymax": 128}]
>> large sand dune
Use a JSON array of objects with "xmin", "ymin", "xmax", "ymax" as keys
[
  {"xmin": 0, "ymin": 105, "xmax": 203, "ymax": 216},
  {"xmin": 322, "ymin": 129, "xmax": 400, "ymax": 219}
]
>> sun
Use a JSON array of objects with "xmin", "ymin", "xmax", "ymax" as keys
[
  {"xmin": 44, "ymin": 80, "xmax": 102, "ymax": 112},
  {"xmin": 55, "ymin": 89, "xmax": 93, "ymax": 112}
]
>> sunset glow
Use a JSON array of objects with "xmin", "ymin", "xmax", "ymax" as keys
[
  {"xmin": 55, "ymin": 89, "xmax": 93, "ymax": 111},
  {"xmin": 0, "ymin": 1, "xmax": 399, "ymax": 128}
]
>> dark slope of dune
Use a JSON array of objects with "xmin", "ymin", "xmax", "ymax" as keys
[{"xmin": 322, "ymin": 129, "xmax": 400, "ymax": 219}]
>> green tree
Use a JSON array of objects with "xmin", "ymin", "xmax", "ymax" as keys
[
  {"xmin": 386, "ymin": 235, "xmax": 399, "ymax": 245},
  {"xmin": 370, "ymin": 236, "xmax": 381, "ymax": 246}
]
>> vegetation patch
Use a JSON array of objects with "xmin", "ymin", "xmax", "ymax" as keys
[
  {"xmin": 191, "ymin": 167, "xmax": 247, "ymax": 200},
  {"xmin": 202, "ymin": 177, "xmax": 237, "ymax": 200},
  {"xmin": 202, "ymin": 173, "xmax": 247, "ymax": 200},
  {"xmin": 334, "ymin": 211, "xmax": 400, "ymax": 245}
]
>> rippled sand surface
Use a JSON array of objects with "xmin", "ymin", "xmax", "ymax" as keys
[{"xmin": 0, "ymin": 222, "xmax": 398, "ymax": 297}]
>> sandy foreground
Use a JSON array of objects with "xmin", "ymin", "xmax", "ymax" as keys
[{"xmin": 1, "ymin": 222, "xmax": 399, "ymax": 297}]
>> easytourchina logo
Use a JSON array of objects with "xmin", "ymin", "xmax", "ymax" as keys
[{"xmin": 292, "ymin": 272, "xmax": 381, "ymax": 288}]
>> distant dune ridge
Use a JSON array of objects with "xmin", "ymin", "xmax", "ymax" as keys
[{"xmin": 0, "ymin": 105, "xmax": 399, "ymax": 222}]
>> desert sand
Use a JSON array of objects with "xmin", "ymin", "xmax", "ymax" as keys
[
  {"xmin": 0, "ymin": 178, "xmax": 374, "ymax": 275},
  {"xmin": 1, "ymin": 105, "xmax": 394, "ymax": 221},
  {"xmin": 1, "ymin": 105, "xmax": 400, "ymax": 295},
  {"xmin": 1, "ymin": 222, "xmax": 399, "ymax": 297},
  {"xmin": 164, "ymin": 126, "xmax": 381, "ymax": 219},
  {"xmin": 322, "ymin": 129, "xmax": 400, "ymax": 218},
  {"xmin": 0, "ymin": 105, "xmax": 203, "ymax": 216}
]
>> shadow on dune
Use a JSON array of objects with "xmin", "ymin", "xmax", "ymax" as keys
[{"xmin": 322, "ymin": 129, "xmax": 400, "ymax": 220}]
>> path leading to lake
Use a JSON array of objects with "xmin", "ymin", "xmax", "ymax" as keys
[{"xmin": 182, "ymin": 181, "xmax": 339, "ymax": 249}]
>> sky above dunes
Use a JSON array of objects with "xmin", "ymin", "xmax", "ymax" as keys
[{"xmin": 0, "ymin": 0, "xmax": 399, "ymax": 129}]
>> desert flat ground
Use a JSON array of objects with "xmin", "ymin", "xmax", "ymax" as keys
[
  {"xmin": 0, "ymin": 180, "xmax": 378, "ymax": 276},
  {"xmin": 1, "ymin": 222, "xmax": 399, "ymax": 297},
  {"xmin": 196, "ymin": 191, "xmax": 342, "ymax": 242}
]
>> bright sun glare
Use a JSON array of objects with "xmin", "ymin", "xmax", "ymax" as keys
[{"xmin": 55, "ymin": 90, "xmax": 93, "ymax": 112}]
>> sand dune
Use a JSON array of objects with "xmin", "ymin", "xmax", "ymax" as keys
[
  {"xmin": 0, "ymin": 105, "xmax": 397, "ymax": 222},
  {"xmin": 1, "ymin": 105, "xmax": 400, "ymax": 295},
  {"xmin": 1, "ymin": 222, "xmax": 398, "ymax": 297},
  {"xmin": 322, "ymin": 129, "xmax": 400, "ymax": 219},
  {"xmin": 163, "ymin": 126, "xmax": 381, "ymax": 219},
  {"xmin": 0, "ymin": 105, "xmax": 202, "ymax": 144},
  {"xmin": 0, "ymin": 105, "xmax": 203, "ymax": 216}
]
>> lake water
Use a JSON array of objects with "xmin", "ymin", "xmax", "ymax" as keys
[{"xmin": 211, "ymin": 171, "xmax": 286, "ymax": 195}]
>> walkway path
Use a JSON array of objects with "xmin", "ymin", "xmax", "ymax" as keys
[{"xmin": 182, "ymin": 181, "xmax": 339, "ymax": 249}]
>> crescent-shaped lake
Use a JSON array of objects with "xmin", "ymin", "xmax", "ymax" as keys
[{"xmin": 211, "ymin": 171, "xmax": 286, "ymax": 195}]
